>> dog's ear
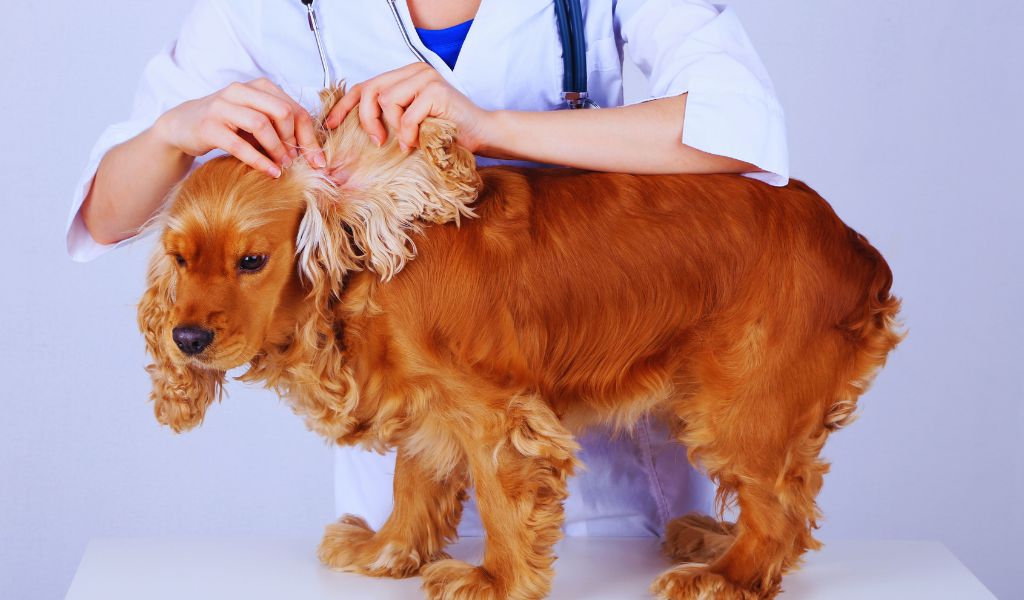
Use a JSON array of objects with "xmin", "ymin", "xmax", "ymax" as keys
[
  {"xmin": 137, "ymin": 249, "xmax": 224, "ymax": 433},
  {"xmin": 306, "ymin": 91, "xmax": 480, "ymax": 281},
  {"xmin": 417, "ymin": 117, "xmax": 481, "ymax": 223},
  {"xmin": 264, "ymin": 194, "xmax": 361, "ymax": 442},
  {"xmin": 296, "ymin": 183, "xmax": 363, "ymax": 300},
  {"xmin": 316, "ymin": 83, "xmax": 347, "ymax": 126}
]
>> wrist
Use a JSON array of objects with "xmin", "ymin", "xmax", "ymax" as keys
[
  {"xmin": 139, "ymin": 120, "xmax": 195, "ymax": 186},
  {"xmin": 473, "ymin": 109, "xmax": 518, "ymax": 159},
  {"xmin": 149, "ymin": 112, "xmax": 193, "ymax": 161}
]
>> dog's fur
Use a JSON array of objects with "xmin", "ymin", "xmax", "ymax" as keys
[{"xmin": 138, "ymin": 87, "xmax": 903, "ymax": 600}]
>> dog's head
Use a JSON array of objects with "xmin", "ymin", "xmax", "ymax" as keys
[{"xmin": 138, "ymin": 87, "xmax": 480, "ymax": 433}]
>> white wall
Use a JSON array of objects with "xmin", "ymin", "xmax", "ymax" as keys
[{"xmin": 0, "ymin": 1, "xmax": 1020, "ymax": 599}]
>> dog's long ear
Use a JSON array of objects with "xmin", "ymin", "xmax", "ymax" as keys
[
  {"xmin": 296, "ymin": 179, "xmax": 362, "ymax": 300},
  {"xmin": 316, "ymin": 121, "xmax": 481, "ymax": 280},
  {"xmin": 137, "ymin": 249, "xmax": 224, "ymax": 433},
  {"xmin": 261, "ymin": 191, "xmax": 361, "ymax": 442},
  {"xmin": 416, "ymin": 117, "xmax": 482, "ymax": 224},
  {"xmin": 307, "ymin": 86, "xmax": 481, "ymax": 282}
]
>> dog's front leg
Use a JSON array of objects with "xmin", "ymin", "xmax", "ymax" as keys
[
  {"xmin": 318, "ymin": 447, "xmax": 468, "ymax": 578},
  {"xmin": 421, "ymin": 397, "xmax": 579, "ymax": 600}
]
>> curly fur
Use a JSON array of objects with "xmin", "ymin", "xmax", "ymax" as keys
[
  {"xmin": 137, "ymin": 243, "xmax": 224, "ymax": 432},
  {"xmin": 297, "ymin": 85, "xmax": 479, "ymax": 286},
  {"xmin": 137, "ymin": 86, "xmax": 904, "ymax": 600}
]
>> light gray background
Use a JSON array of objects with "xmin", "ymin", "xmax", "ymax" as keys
[{"xmin": 1, "ymin": 1, "xmax": 1021, "ymax": 598}]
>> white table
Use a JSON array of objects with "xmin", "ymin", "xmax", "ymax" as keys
[{"xmin": 65, "ymin": 537, "xmax": 995, "ymax": 599}]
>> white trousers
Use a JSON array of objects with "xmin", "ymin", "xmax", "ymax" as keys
[{"xmin": 334, "ymin": 415, "xmax": 714, "ymax": 537}]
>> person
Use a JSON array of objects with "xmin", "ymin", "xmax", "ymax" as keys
[{"xmin": 66, "ymin": 0, "xmax": 789, "ymax": 538}]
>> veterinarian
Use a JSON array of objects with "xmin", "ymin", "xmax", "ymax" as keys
[{"xmin": 67, "ymin": 0, "xmax": 788, "ymax": 538}]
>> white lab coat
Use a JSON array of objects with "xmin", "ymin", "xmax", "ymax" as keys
[{"xmin": 66, "ymin": 0, "xmax": 788, "ymax": 537}]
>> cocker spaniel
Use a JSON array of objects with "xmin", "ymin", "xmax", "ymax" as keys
[{"xmin": 138, "ymin": 87, "xmax": 903, "ymax": 600}]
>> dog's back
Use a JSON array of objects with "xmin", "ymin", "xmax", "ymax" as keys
[{"xmin": 379, "ymin": 168, "xmax": 899, "ymax": 427}]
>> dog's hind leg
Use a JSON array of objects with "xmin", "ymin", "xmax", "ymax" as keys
[
  {"xmin": 662, "ymin": 512, "xmax": 737, "ymax": 565},
  {"xmin": 652, "ymin": 346, "xmax": 835, "ymax": 599},
  {"xmin": 420, "ymin": 395, "xmax": 579, "ymax": 600},
  {"xmin": 318, "ymin": 447, "xmax": 468, "ymax": 578}
]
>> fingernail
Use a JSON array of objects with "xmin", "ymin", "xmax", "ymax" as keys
[
  {"xmin": 289, "ymin": 148, "xmax": 298, "ymax": 159},
  {"xmin": 370, "ymin": 135, "xmax": 381, "ymax": 147},
  {"xmin": 314, "ymin": 153, "xmax": 327, "ymax": 168},
  {"xmin": 399, "ymin": 141, "xmax": 410, "ymax": 153},
  {"xmin": 269, "ymin": 166, "xmax": 281, "ymax": 178},
  {"xmin": 282, "ymin": 157, "xmax": 292, "ymax": 168}
]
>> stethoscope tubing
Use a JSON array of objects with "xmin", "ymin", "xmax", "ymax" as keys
[
  {"xmin": 301, "ymin": 0, "xmax": 332, "ymax": 88},
  {"xmin": 302, "ymin": 0, "xmax": 595, "ymax": 108},
  {"xmin": 385, "ymin": 0, "xmax": 431, "ymax": 65}
]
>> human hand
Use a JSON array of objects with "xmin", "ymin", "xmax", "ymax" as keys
[
  {"xmin": 153, "ymin": 78, "xmax": 327, "ymax": 178},
  {"xmin": 325, "ymin": 63, "xmax": 492, "ymax": 153}
]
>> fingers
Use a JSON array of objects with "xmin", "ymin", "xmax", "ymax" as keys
[
  {"xmin": 222, "ymin": 82, "xmax": 296, "ymax": 159},
  {"xmin": 397, "ymin": 88, "xmax": 442, "ymax": 151},
  {"xmin": 226, "ymin": 78, "xmax": 327, "ymax": 168},
  {"xmin": 357, "ymin": 86, "xmax": 388, "ymax": 146},
  {"xmin": 326, "ymin": 63, "xmax": 435, "ymax": 137},
  {"xmin": 293, "ymin": 108, "xmax": 326, "ymax": 168},
  {"xmin": 219, "ymin": 103, "xmax": 292, "ymax": 167},
  {"xmin": 244, "ymin": 79, "xmax": 298, "ymax": 156},
  {"xmin": 377, "ymin": 68, "xmax": 438, "ymax": 136},
  {"xmin": 351, "ymin": 67, "xmax": 430, "ymax": 145},
  {"xmin": 325, "ymin": 83, "xmax": 362, "ymax": 130},
  {"xmin": 246, "ymin": 79, "xmax": 327, "ymax": 168},
  {"xmin": 214, "ymin": 129, "xmax": 281, "ymax": 178},
  {"xmin": 322, "ymin": 63, "xmax": 476, "ymax": 156}
]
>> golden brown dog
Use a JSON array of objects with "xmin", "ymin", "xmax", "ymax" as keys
[{"xmin": 138, "ymin": 88, "xmax": 903, "ymax": 600}]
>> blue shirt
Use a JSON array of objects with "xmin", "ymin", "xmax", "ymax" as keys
[{"xmin": 414, "ymin": 19, "xmax": 473, "ymax": 70}]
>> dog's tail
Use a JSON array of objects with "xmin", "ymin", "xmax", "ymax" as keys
[{"xmin": 825, "ymin": 230, "xmax": 906, "ymax": 431}]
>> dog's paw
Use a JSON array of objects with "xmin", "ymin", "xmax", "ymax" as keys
[
  {"xmin": 421, "ymin": 559, "xmax": 499, "ymax": 600},
  {"xmin": 662, "ymin": 513, "xmax": 737, "ymax": 564},
  {"xmin": 317, "ymin": 514, "xmax": 443, "ymax": 578},
  {"xmin": 317, "ymin": 514, "xmax": 376, "ymax": 571},
  {"xmin": 651, "ymin": 564, "xmax": 765, "ymax": 600}
]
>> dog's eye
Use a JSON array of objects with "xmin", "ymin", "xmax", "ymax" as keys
[
  {"xmin": 174, "ymin": 254, "xmax": 186, "ymax": 267},
  {"xmin": 238, "ymin": 255, "xmax": 268, "ymax": 273}
]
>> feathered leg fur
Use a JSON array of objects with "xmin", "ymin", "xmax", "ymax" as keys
[
  {"xmin": 420, "ymin": 396, "xmax": 580, "ymax": 600},
  {"xmin": 318, "ymin": 448, "xmax": 469, "ymax": 578}
]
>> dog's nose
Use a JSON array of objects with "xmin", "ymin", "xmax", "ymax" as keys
[{"xmin": 172, "ymin": 326, "xmax": 214, "ymax": 355}]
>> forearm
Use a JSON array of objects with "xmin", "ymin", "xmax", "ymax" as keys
[
  {"xmin": 81, "ymin": 78, "xmax": 325, "ymax": 247},
  {"xmin": 478, "ymin": 94, "xmax": 756, "ymax": 175},
  {"xmin": 82, "ymin": 125, "xmax": 194, "ymax": 245}
]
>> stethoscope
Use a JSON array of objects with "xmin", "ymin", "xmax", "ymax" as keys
[{"xmin": 299, "ymin": 0, "xmax": 598, "ymax": 109}]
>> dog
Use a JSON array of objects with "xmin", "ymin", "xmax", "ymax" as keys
[{"xmin": 138, "ymin": 87, "xmax": 903, "ymax": 600}]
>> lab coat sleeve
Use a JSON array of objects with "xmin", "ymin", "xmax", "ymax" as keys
[
  {"xmin": 65, "ymin": 0, "xmax": 264, "ymax": 262},
  {"xmin": 613, "ymin": 0, "xmax": 789, "ymax": 185}
]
